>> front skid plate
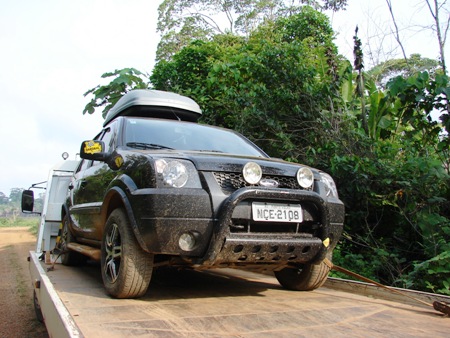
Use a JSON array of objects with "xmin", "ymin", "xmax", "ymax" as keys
[{"xmin": 212, "ymin": 236, "xmax": 322, "ymax": 265}]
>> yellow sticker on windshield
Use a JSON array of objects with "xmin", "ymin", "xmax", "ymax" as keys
[{"xmin": 84, "ymin": 141, "xmax": 102, "ymax": 154}]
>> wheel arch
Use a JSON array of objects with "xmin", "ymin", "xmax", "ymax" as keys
[{"xmin": 102, "ymin": 186, "xmax": 148, "ymax": 252}]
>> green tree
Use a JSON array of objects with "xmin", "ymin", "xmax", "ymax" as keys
[
  {"xmin": 152, "ymin": 7, "xmax": 340, "ymax": 159},
  {"xmin": 0, "ymin": 192, "xmax": 8, "ymax": 204},
  {"xmin": 9, "ymin": 188, "xmax": 23, "ymax": 204},
  {"xmin": 83, "ymin": 68, "xmax": 150, "ymax": 118},
  {"xmin": 320, "ymin": 55, "xmax": 450, "ymax": 293},
  {"xmin": 368, "ymin": 54, "xmax": 441, "ymax": 88},
  {"xmin": 385, "ymin": 71, "xmax": 450, "ymax": 157},
  {"xmin": 156, "ymin": 0, "xmax": 347, "ymax": 61}
]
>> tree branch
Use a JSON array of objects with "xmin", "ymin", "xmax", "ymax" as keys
[{"xmin": 385, "ymin": 0, "xmax": 409, "ymax": 66}]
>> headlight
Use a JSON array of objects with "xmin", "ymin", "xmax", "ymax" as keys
[
  {"xmin": 320, "ymin": 172, "xmax": 339, "ymax": 197},
  {"xmin": 155, "ymin": 159, "xmax": 197, "ymax": 188},
  {"xmin": 243, "ymin": 162, "xmax": 262, "ymax": 184},
  {"xmin": 296, "ymin": 167, "xmax": 314, "ymax": 189}
]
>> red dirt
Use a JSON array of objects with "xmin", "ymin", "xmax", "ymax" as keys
[{"xmin": 0, "ymin": 227, "xmax": 48, "ymax": 338}]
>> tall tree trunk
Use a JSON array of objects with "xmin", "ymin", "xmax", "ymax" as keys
[{"xmin": 425, "ymin": 0, "xmax": 449, "ymax": 74}]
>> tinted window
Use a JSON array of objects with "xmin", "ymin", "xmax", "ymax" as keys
[{"xmin": 124, "ymin": 118, "xmax": 266, "ymax": 157}]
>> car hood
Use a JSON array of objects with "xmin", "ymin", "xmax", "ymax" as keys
[{"xmin": 143, "ymin": 150, "xmax": 318, "ymax": 177}]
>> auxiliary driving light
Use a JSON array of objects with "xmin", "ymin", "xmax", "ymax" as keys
[
  {"xmin": 296, "ymin": 167, "xmax": 314, "ymax": 189},
  {"xmin": 243, "ymin": 162, "xmax": 262, "ymax": 184}
]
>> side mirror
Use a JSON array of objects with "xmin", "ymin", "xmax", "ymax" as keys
[
  {"xmin": 80, "ymin": 140, "xmax": 107, "ymax": 161},
  {"xmin": 21, "ymin": 190, "xmax": 35, "ymax": 213}
]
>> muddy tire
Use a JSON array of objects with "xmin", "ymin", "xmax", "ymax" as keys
[
  {"xmin": 101, "ymin": 208, "xmax": 154, "ymax": 298},
  {"xmin": 60, "ymin": 215, "xmax": 87, "ymax": 266},
  {"xmin": 275, "ymin": 256, "xmax": 331, "ymax": 291}
]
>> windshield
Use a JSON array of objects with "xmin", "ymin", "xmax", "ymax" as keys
[{"xmin": 123, "ymin": 118, "xmax": 266, "ymax": 157}]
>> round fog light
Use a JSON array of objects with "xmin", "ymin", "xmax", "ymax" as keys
[
  {"xmin": 179, "ymin": 232, "xmax": 198, "ymax": 251},
  {"xmin": 297, "ymin": 167, "xmax": 314, "ymax": 189},
  {"xmin": 243, "ymin": 162, "xmax": 262, "ymax": 185}
]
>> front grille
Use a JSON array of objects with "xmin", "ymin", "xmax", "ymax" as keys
[{"xmin": 213, "ymin": 172, "xmax": 300, "ymax": 193}]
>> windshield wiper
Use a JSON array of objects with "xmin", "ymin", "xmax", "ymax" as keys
[{"xmin": 126, "ymin": 142, "xmax": 174, "ymax": 150}]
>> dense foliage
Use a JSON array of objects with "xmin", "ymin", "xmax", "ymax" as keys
[
  {"xmin": 156, "ymin": 0, "xmax": 347, "ymax": 61},
  {"xmin": 83, "ymin": 6, "xmax": 449, "ymax": 295},
  {"xmin": 152, "ymin": 7, "xmax": 339, "ymax": 158},
  {"xmin": 328, "ymin": 67, "xmax": 450, "ymax": 294}
]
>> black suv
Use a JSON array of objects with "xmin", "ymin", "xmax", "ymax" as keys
[{"xmin": 61, "ymin": 90, "xmax": 345, "ymax": 298}]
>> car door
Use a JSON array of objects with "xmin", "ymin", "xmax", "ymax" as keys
[{"xmin": 69, "ymin": 121, "xmax": 118, "ymax": 241}]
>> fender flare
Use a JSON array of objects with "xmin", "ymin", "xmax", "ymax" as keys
[{"xmin": 102, "ymin": 184, "xmax": 148, "ymax": 253}]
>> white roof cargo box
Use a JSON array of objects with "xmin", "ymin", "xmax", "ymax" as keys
[{"xmin": 103, "ymin": 89, "xmax": 202, "ymax": 126}]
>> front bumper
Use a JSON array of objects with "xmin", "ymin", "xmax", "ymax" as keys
[
  {"xmin": 131, "ymin": 185, "xmax": 344, "ymax": 268},
  {"xmin": 130, "ymin": 187, "xmax": 213, "ymax": 256},
  {"xmin": 201, "ymin": 187, "xmax": 344, "ymax": 267}
]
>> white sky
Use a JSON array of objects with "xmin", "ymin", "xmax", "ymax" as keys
[{"xmin": 0, "ymin": 0, "xmax": 447, "ymax": 195}]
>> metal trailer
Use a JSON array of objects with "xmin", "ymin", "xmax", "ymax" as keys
[
  {"xmin": 30, "ymin": 160, "xmax": 80, "ymax": 255},
  {"xmin": 27, "ymin": 161, "xmax": 450, "ymax": 337}
]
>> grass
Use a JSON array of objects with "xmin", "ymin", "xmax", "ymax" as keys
[
  {"xmin": 0, "ymin": 216, "xmax": 40, "ymax": 235},
  {"xmin": 8, "ymin": 250, "xmax": 30, "ymax": 306}
]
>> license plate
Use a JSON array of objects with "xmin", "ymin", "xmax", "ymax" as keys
[{"xmin": 252, "ymin": 202, "xmax": 303, "ymax": 223}]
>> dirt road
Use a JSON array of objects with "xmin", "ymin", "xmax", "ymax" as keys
[{"xmin": 0, "ymin": 227, "xmax": 48, "ymax": 338}]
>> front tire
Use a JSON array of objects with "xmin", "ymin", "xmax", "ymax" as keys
[
  {"xmin": 275, "ymin": 256, "xmax": 331, "ymax": 291},
  {"xmin": 101, "ymin": 208, "xmax": 154, "ymax": 298}
]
